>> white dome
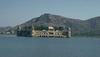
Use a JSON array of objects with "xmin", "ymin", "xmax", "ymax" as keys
[{"xmin": 48, "ymin": 26, "xmax": 54, "ymax": 29}]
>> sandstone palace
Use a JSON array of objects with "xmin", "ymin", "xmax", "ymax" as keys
[{"xmin": 16, "ymin": 25, "xmax": 71, "ymax": 38}]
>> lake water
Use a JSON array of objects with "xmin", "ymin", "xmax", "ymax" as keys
[{"xmin": 0, "ymin": 35, "xmax": 100, "ymax": 57}]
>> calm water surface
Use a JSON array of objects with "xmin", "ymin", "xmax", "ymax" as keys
[{"xmin": 0, "ymin": 35, "xmax": 100, "ymax": 57}]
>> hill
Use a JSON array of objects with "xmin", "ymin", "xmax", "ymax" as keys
[
  {"xmin": 1, "ymin": 13, "xmax": 100, "ymax": 36},
  {"xmin": 18, "ymin": 13, "xmax": 84, "ymax": 35}
]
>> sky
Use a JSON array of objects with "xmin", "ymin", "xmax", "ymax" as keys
[{"xmin": 0, "ymin": 0, "xmax": 100, "ymax": 27}]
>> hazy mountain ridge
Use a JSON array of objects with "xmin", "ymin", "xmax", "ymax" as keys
[
  {"xmin": 19, "ymin": 14, "xmax": 84, "ymax": 35},
  {"xmin": 0, "ymin": 13, "xmax": 100, "ymax": 36},
  {"xmin": 82, "ymin": 17, "xmax": 100, "ymax": 36}
]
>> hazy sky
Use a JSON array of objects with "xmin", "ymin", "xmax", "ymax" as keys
[{"xmin": 0, "ymin": 0, "xmax": 100, "ymax": 26}]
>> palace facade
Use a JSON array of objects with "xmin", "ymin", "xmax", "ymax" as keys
[
  {"xmin": 32, "ymin": 26, "xmax": 71, "ymax": 38},
  {"xmin": 16, "ymin": 26, "xmax": 71, "ymax": 38}
]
